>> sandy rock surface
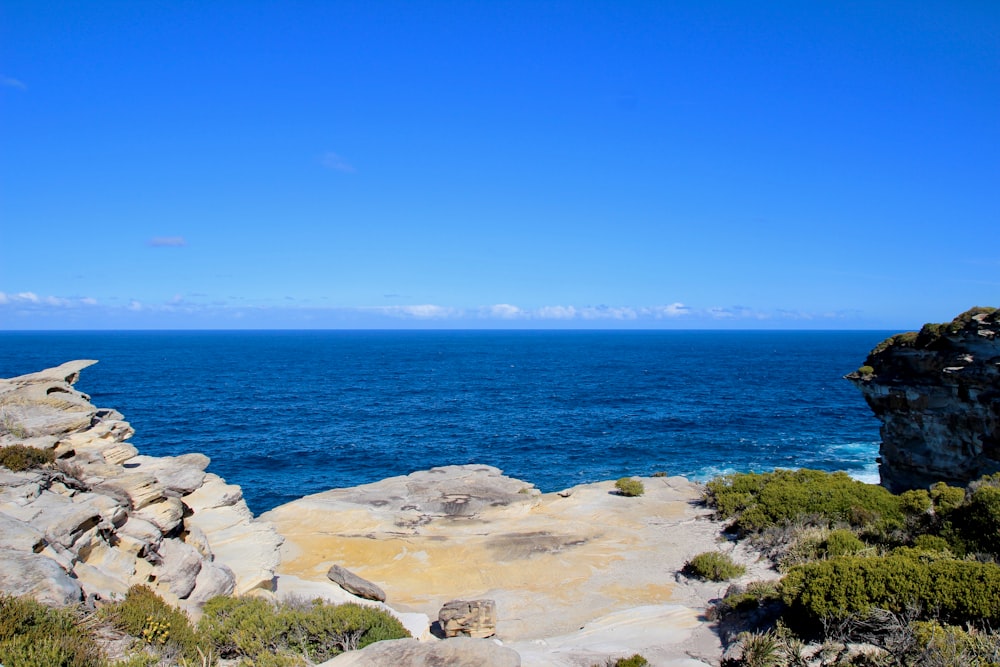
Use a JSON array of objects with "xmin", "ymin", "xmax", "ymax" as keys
[{"xmin": 264, "ymin": 466, "xmax": 773, "ymax": 665}]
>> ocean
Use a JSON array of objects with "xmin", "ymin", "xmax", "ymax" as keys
[{"xmin": 0, "ymin": 330, "xmax": 891, "ymax": 514}]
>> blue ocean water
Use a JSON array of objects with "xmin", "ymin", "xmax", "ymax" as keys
[{"xmin": 0, "ymin": 330, "xmax": 890, "ymax": 514}]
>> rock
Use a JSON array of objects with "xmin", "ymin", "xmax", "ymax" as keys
[
  {"xmin": 152, "ymin": 538, "xmax": 203, "ymax": 599},
  {"xmin": 0, "ymin": 548, "xmax": 82, "ymax": 605},
  {"xmin": 319, "ymin": 637, "xmax": 520, "ymax": 667},
  {"xmin": 439, "ymin": 599, "xmax": 498, "ymax": 638},
  {"xmin": 0, "ymin": 511, "xmax": 46, "ymax": 551},
  {"xmin": 327, "ymin": 564, "xmax": 386, "ymax": 602},
  {"xmin": 187, "ymin": 561, "xmax": 237, "ymax": 606},
  {"xmin": 185, "ymin": 475, "xmax": 283, "ymax": 595},
  {"xmin": 126, "ymin": 453, "xmax": 210, "ymax": 495},
  {"xmin": 134, "ymin": 496, "xmax": 185, "ymax": 534},
  {"xmin": 848, "ymin": 307, "xmax": 1000, "ymax": 491}
]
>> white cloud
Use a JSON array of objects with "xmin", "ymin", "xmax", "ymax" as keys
[
  {"xmin": 489, "ymin": 304, "xmax": 524, "ymax": 318},
  {"xmin": 0, "ymin": 292, "xmax": 7, "ymax": 304},
  {"xmin": 128, "ymin": 300, "xmax": 143, "ymax": 311},
  {"xmin": 321, "ymin": 152, "xmax": 356, "ymax": 173},
  {"xmin": 370, "ymin": 304, "xmax": 457, "ymax": 319},
  {"xmin": 536, "ymin": 305, "xmax": 577, "ymax": 319},
  {"xmin": 16, "ymin": 292, "xmax": 39, "ymax": 303},
  {"xmin": 43, "ymin": 296, "xmax": 70, "ymax": 307},
  {"xmin": 580, "ymin": 305, "xmax": 638, "ymax": 320},
  {"xmin": 148, "ymin": 236, "xmax": 187, "ymax": 247},
  {"xmin": 1, "ymin": 76, "xmax": 26, "ymax": 90},
  {"xmin": 80, "ymin": 297, "xmax": 98, "ymax": 305},
  {"xmin": 645, "ymin": 302, "xmax": 690, "ymax": 318}
]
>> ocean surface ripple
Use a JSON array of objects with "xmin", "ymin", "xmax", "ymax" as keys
[{"xmin": 0, "ymin": 330, "xmax": 890, "ymax": 514}]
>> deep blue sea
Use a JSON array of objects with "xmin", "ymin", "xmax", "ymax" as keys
[{"xmin": 0, "ymin": 330, "xmax": 890, "ymax": 514}]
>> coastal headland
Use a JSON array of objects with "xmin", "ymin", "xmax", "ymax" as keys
[{"xmin": 0, "ymin": 360, "xmax": 768, "ymax": 666}]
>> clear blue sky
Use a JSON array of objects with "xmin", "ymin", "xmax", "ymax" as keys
[{"xmin": 1, "ymin": 1, "xmax": 997, "ymax": 330}]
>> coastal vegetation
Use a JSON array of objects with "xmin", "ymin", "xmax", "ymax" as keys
[
  {"xmin": 0, "ymin": 585, "xmax": 410, "ymax": 667},
  {"xmin": 683, "ymin": 551, "xmax": 746, "ymax": 581},
  {"xmin": 615, "ymin": 477, "xmax": 645, "ymax": 497},
  {"xmin": 0, "ymin": 443, "xmax": 55, "ymax": 471},
  {"xmin": 708, "ymin": 469, "xmax": 1000, "ymax": 666},
  {"xmin": 869, "ymin": 306, "xmax": 998, "ymax": 354}
]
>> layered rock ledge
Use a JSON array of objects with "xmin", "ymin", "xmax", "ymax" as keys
[
  {"xmin": 847, "ymin": 307, "xmax": 1000, "ymax": 492},
  {"xmin": 0, "ymin": 360, "xmax": 283, "ymax": 614}
]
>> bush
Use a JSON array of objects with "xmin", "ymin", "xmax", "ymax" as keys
[
  {"xmin": 593, "ymin": 655, "xmax": 649, "ymax": 667},
  {"xmin": 0, "ymin": 444, "xmax": 55, "ymax": 471},
  {"xmin": 614, "ymin": 477, "xmax": 645, "ymax": 497},
  {"xmin": 781, "ymin": 554, "xmax": 1000, "ymax": 627},
  {"xmin": 0, "ymin": 595, "xmax": 102, "ymax": 667},
  {"xmin": 716, "ymin": 580, "xmax": 782, "ymax": 616},
  {"xmin": 704, "ymin": 469, "xmax": 905, "ymax": 537},
  {"xmin": 821, "ymin": 529, "xmax": 866, "ymax": 558},
  {"xmin": 857, "ymin": 365, "xmax": 874, "ymax": 376},
  {"xmin": 684, "ymin": 551, "xmax": 746, "ymax": 581},
  {"xmin": 198, "ymin": 596, "xmax": 410, "ymax": 663},
  {"xmin": 101, "ymin": 585, "xmax": 206, "ymax": 663}
]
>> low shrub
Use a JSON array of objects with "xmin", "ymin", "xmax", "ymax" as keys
[
  {"xmin": 593, "ymin": 655, "xmax": 649, "ymax": 667},
  {"xmin": 0, "ymin": 444, "xmax": 55, "ymax": 471},
  {"xmin": 684, "ymin": 551, "xmax": 746, "ymax": 581},
  {"xmin": 0, "ymin": 594, "xmax": 103, "ymax": 667},
  {"xmin": 614, "ymin": 477, "xmax": 645, "ymax": 497},
  {"xmin": 704, "ymin": 469, "xmax": 905, "ymax": 537},
  {"xmin": 101, "ymin": 585, "xmax": 206, "ymax": 663},
  {"xmin": 198, "ymin": 596, "xmax": 410, "ymax": 664},
  {"xmin": 821, "ymin": 529, "xmax": 866, "ymax": 558},
  {"xmin": 715, "ymin": 580, "xmax": 782, "ymax": 616},
  {"xmin": 781, "ymin": 554, "xmax": 1000, "ymax": 627}
]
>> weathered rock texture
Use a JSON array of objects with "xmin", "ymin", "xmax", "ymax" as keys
[
  {"xmin": 0, "ymin": 361, "xmax": 284, "ymax": 614},
  {"xmin": 263, "ymin": 464, "xmax": 771, "ymax": 664},
  {"xmin": 439, "ymin": 599, "xmax": 497, "ymax": 638},
  {"xmin": 319, "ymin": 637, "xmax": 521, "ymax": 667},
  {"xmin": 848, "ymin": 307, "xmax": 1000, "ymax": 492}
]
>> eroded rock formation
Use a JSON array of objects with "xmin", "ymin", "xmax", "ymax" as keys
[
  {"xmin": 847, "ymin": 307, "xmax": 1000, "ymax": 492},
  {"xmin": 0, "ymin": 361, "xmax": 284, "ymax": 614}
]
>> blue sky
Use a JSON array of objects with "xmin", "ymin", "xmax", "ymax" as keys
[{"xmin": 1, "ymin": 1, "xmax": 997, "ymax": 330}]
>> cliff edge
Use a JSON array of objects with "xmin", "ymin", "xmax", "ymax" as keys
[
  {"xmin": 0, "ymin": 360, "xmax": 284, "ymax": 614},
  {"xmin": 847, "ymin": 307, "xmax": 1000, "ymax": 492}
]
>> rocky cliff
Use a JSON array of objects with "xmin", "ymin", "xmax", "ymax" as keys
[
  {"xmin": 0, "ymin": 360, "xmax": 284, "ymax": 614},
  {"xmin": 847, "ymin": 307, "xmax": 1000, "ymax": 492}
]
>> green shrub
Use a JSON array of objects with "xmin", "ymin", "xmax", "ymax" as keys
[
  {"xmin": 821, "ymin": 529, "xmax": 866, "ymax": 558},
  {"xmin": 930, "ymin": 482, "xmax": 965, "ymax": 514},
  {"xmin": 705, "ymin": 469, "xmax": 904, "ymax": 537},
  {"xmin": 0, "ymin": 444, "xmax": 55, "ymax": 471},
  {"xmin": 0, "ymin": 595, "xmax": 102, "ymax": 667},
  {"xmin": 857, "ymin": 365, "xmax": 875, "ymax": 376},
  {"xmin": 614, "ymin": 477, "xmax": 645, "ymax": 497},
  {"xmin": 102, "ymin": 585, "xmax": 205, "ymax": 662},
  {"xmin": 716, "ymin": 580, "xmax": 782, "ymax": 615},
  {"xmin": 198, "ymin": 596, "xmax": 410, "ymax": 663},
  {"xmin": 611, "ymin": 655, "xmax": 649, "ymax": 667},
  {"xmin": 592, "ymin": 655, "xmax": 649, "ymax": 667},
  {"xmin": 683, "ymin": 551, "xmax": 746, "ymax": 581},
  {"xmin": 781, "ymin": 554, "xmax": 1000, "ymax": 627},
  {"xmin": 948, "ymin": 485, "xmax": 1000, "ymax": 558}
]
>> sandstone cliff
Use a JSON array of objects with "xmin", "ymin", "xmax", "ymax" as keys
[
  {"xmin": 847, "ymin": 307, "xmax": 1000, "ymax": 492},
  {"xmin": 0, "ymin": 360, "xmax": 284, "ymax": 614}
]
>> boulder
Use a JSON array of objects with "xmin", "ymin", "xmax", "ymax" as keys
[
  {"xmin": 319, "ymin": 637, "xmax": 520, "ymax": 667},
  {"xmin": 439, "ymin": 599, "xmax": 498, "ymax": 638},
  {"xmin": 327, "ymin": 564, "xmax": 386, "ymax": 602},
  {"xmin": 152, "ymin": 538, "xmax": 203, "ymax": 599}
]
